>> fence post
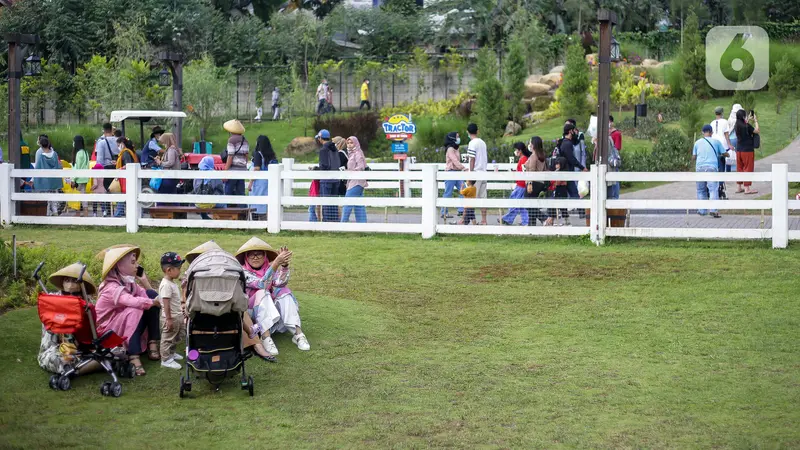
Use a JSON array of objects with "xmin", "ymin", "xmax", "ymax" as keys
[
  {"xmin": 421, "ymin": 164, "xmax": 437, "ymax": 239},
  {"xmin": 267, "ymin": 163, "xmax": 283, "ymax": 234},
  {"xmin": 597, "ymin": 164, "xmax": 608, "ymax": 245},
  {"xmin": 281, "ymin": 158, "xmax": 294, "ymax": 199},
  {"xmin": 772, "ymin": 163, "xmax": 789, "ymax": 249},
  {"xmin": 0, "ymin": 164, "xmax": 12, "ymax": 227},
  {"xmin": 590, "ymin": 165, "xmax": 599, "ymax": 244},
  {"xmin": 403, "ymin": 158, "xmax": 411, "ymax": 200},
  {"xmin": 125, "ymin": 164, "xmax": 140, "ymax": 233}
]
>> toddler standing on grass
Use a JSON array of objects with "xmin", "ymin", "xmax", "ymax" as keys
[
  {"xmin": 159, "ymin": 252, "xmax": 187, "ymax": 370},
  {"xmin": 459, "ymin": 180, "xmax": 477, "ymax": 225}
]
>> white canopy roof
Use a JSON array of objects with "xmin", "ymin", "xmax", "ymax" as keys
[{"xmin": 109, "ymin": 110, "xmax": 187, "ymax": 122}]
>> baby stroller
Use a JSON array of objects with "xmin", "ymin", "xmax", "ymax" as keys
[
  {"xmin": 34, "ymin": 262, "xmax": 133, "ymax": 397},
  {"xmin": 181, "ymin": 249, "xmax": 253, "ymax": 398}
]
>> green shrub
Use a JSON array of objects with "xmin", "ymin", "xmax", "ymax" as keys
[
  {"xmin": 408, "ymin": 115, "xmax": 469, "ymax": 155},
  {"xmin": 680, "ymin": 93, "xmax": 704, "ymax": 139},
  {"xmin": 617, "ymin": 116, "xmax": 662, "ymax": 140},
  {"xmin": 647, "ymin": 98, "xmax": 681, "ymax": 122},
  {"xmin": 313, "ymin": 112, "xmax": 380, "ymax": 157},
  {"xmin": 560, "ymin": 43, "xmax": 592, "ymax": 127},
  {"xmin": 620, "ymin": 128, "xmax": 692, "ymax": 172}
]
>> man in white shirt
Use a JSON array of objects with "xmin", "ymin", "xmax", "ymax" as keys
[
  {"xmin": 466, "ymin": 123, "xmax": 488, "ymax": 225},
  {"xmin": 710, "ymin": 106, "xmax": 733, "ymax": 169},
  {"xmin": 315, "ymin": 79, "xmax": 329, "ymax": 114}
]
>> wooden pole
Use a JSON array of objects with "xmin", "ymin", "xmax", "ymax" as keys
[{"xmin": 596, "ymin": 10, "xmax": 617, "ymax": 165}]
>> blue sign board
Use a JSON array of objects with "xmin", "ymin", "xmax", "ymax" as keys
[{"xmin": 391, "ymin": 141, "xmax": 408, "ymax": 154}]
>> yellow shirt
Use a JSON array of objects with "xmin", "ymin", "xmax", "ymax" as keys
[
  {"xmin": 460, "ymin": 186, "xmax": 476, "ymax": 198},
  {"xmin": 360, "ymin": 82, "xmax": 369, "ymax": 101}
]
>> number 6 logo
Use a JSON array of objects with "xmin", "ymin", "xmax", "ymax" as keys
[{"xmin": 706, "ymin": 26, "xmax": 769, "ymax": 91}]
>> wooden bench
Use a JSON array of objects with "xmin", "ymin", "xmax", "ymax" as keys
[{"xmin": 144, "ymin": 206, "xmax": 254, "ymax": 221}]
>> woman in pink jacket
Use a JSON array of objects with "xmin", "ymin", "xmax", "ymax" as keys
[
  {"xmin": 341, "ymin": 136, "xmax": 368, "ymax": 223},
  {"xmin": 95, "ymin": 246, "xmax": 161, "ymax": 376}
]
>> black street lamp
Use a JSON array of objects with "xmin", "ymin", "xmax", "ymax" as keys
[
  {"xmin": 610, "ymin": 37, "xmax": 621, "ymax": 62},
  {"xmin": 24, "ymin": 54, "xmax": 42, "ymax": 77},
  {"xmin": 158, "ymin": 67, "xmax": 171, "ymax": 87}
]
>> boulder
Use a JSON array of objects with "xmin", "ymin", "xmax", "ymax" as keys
[
  {"xmin": 504, "ymin": 121, "xmax": 522, "ymax": 137},
  {"xmin": 524, "ymin": 74, "xmax": 542, "ymax": 85},
  {"xmin": 457, "ymin": 98, "xmax": 475, "ymax": 117},
  {"xmin": 539, "ymin": 73, "xmax": 562, "ymax": 88},
  {"xmin": 549, "ymin": 65, "xmax": 565, "ymax": 74},
  {"xmin": 285, "ymin": 137, "xmax": 318, "ymax": 157},
  {"xmin": 524, "ymin": 82, "xmax": 552, "ymax": 97},
  {"xmin": 642, "ymin": 59, "xmax": 659, "ymax": 68}
]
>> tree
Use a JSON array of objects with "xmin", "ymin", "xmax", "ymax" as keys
[
  {"xmin": 769, "ymin": 55, "xmax": 795, "ymax": 114},
  {"xmin": 680, "ymin": 92, "xmax": 703, "ymax": 140},
  {"xmin": 560, "ymin": 43, "xmax": 591, "ymax": 125},
  {"xmin": 472, "ymin": 47, "xmax": 506, "ymax": 142},
  {"xmin": 412, "ymin": 47, "xmax": 430, "ymax": 102},
  {"xmin": 670, "ymin": 10, "xmax": 710, "ymax": 99},
  {"xmin": 381, "ymin": 0, "xmax": 419, "ymax": 16},
  {"xmin": 503, "ymin": 37, "xmax": 527, "ymax": 124},
  {"xmin": 183, "ymin": 55, "xmax": 235, "ymax": 133}
]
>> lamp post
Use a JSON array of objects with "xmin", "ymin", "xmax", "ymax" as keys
[
  {"xmin": 596, "ymin": 10, "xmax": 618, "ymax": 165},
  {"xmin": 6, "ymin": 33, "xmax": 41, "ymax": 172},
  {"xmin": 158, "ymin": 52, "xmax": 183, "ymax": 146}
]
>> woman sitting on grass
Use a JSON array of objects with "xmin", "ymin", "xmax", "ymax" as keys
[
  {"xmin": 95, "ymin": 246, "xmax": 161, "ymax": 376},
  {"xmin": 236, "ymin": 237, "xmax": 310, "ymax": 355}
]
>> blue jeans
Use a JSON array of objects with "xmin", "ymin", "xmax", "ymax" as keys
[
  {"xmin": 502, "ymin": 186, "xmax": 528, "ymax": 225},
  {"xmin": 607, "ymin": 182, "xmax": 620, "ymax": 199},
  {"xmin": 696, "ymin": 166, "xmax": 720, "ymax": 215},
  {"xmin": 341, "ymin": 185, "xmax": 366, "ymax": 223},
  {"xmin": 320, "ymin": 181, "xmax": 339, "ymax": 222},
  {"xmin": 566, "ymin": 181, "xmax": 579, "ymax": 199},
  {"xmin": 309, "ymin": 205, "xmax": 318, "ymax": 222},
  {"xmin": 441, "ymin": 176, "xmax": 464, "ymax": 217}
]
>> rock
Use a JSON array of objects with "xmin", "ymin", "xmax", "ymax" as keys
[
  {"xmin": 524, "ymin": 82, "xmax": 552, "ymax": 97},
  {"xmin": 549, "ymin": 65, "xmax": 565, "ymax": 74},
  {"xmin": 457, "ymin": 98, "xmax": 475, "ymax": 117},
  {"xmin": 285, "ymin": 137, "xmax": 318, "ymax": 157},
  {"xmin": 642, "ymin": 59, "xmax": 659, "ymax": 68},
  {"xmin": 524, "ymin": 74, "xmax": 542, "ymax": 85},
  {"xmin": 585, "ymin": 53, "xmax": 598, "ymax": 66},
  {"xmin": 539, "ymin": 73, "xmax": 562, "ymax": 88},
  {"xmin": 504, "ymin": 121, "xmax": 522, "ymax": 137}
]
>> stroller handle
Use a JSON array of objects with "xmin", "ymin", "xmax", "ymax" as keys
[
  {"xmin": 32, "ymin": 261, "xmax": 45, "ymax": 281},
  {"xmin": 78, "ymin": 264, "xmax": 86, "ymax": 283}
]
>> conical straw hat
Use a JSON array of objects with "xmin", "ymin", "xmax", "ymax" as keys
[
  {"xmin": 96, "ymin": 244, "xmax": 140, "ymax": 261},
  {"xmin": 185, "ymin": 241, "xmax": 222, "ymax": 264},
  {"xmin": 235, "ymin": 237, "xmax": 278, "ymax": 264},
  {"xmin": 223, "ymin": 119, "xmax": 245, "ymax": 135},
  {"xmin": 49, "ymin": 263, "xmax": 97, "ymax": 295},
  {"xmin": 102, "ymin": 246, "xmax": 140, "ymax": 280}
]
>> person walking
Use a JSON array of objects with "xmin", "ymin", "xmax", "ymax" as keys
[
  {"xmin": 156, "ymin": 132, "xmax": 182, "ymax": 199},
  {"xmin": 316, "ymin": 79, "xmax": 330, "ymax": 115},
  {"xmin": 733, "ymin": 109, "xmax": 760, "ymax": 195},
  {"xmin": 271, "ymin": 87, "xmax": 281, "ymax": 120},
  {"xmin": 33, "ymin": 136, "xmax": 63, "ymax": 216},
  {"xmin": 72, "ymin": 136, "xmax": 90, "ymax": 217},
  {"xmin": 316, "ymin": 129, "xmax": 341, "ymax": 222},
  {"xmin": 95, "ymin": 123, "xmax": 119, "ymax": 214},
  {"xmin": 360, "ymin": 79, "xmax": 371, "ymax": 110},
  {"xmin": 693, "ymin": 125, "xmax": 728, "ymax": 218},
  {"xmin": 441, "ymin": 132, "xmax": 465, "ymax": 220},
  {"xmin": 341, "ymin": 136, "xmax": 368, "ymax": 223},
  {"xmin": 501, "ymin": 142, "xmax": 531, "ymax": 226},
  {"xmin": 608, "ymin": 115, "xmax": 623, "ymax": 199},
  {"xmin": 466, "ymin": 123, "xmax": 488, "ymax": 225},
  {"xmin": 524, "ymin": 136, "xmax": 551, "ymax": 226},
  {"xmin": 560, "ymin": 123, "xmax": 587, "ymax": 200},
  {"xmin": 249, "ymin": 135, "xmax": 278, "ymax": 220},
  {"xmin": 223, "ymin": 119, "xmax": 249, "ymax": 204}
]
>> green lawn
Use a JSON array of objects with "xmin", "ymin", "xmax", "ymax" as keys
[{"xmin": 1, "ymin": 228, "xmax": 799, "ymax": 448}]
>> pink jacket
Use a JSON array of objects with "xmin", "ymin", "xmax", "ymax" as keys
[
  {"xmin": 346, "ymin": 148, "xmax": 368, "ymax": 191},
  {"xmin": 95, "ymin": 275, "xmax": 154, "ymax": 352},
  {"xmin": 445, "ymin": 147, "xmax": 465, "ymax": 171}
]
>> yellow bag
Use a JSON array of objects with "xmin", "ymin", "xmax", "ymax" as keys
[{"xmin": 108, "ymin": 179, "xmax": 122, "ymax": 193}]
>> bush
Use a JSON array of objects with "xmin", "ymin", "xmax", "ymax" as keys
[
  {"xmin": 313, "ymin": 112, "xmax": 380, "ymax": 157},
  {"xmin": 408, "ymin": 115, "xmax": 469, "ymax": 155},
  {"xmin": 647, "ymin": 98, "xmax": 681, "ymax": 122},
  {"xmin": 560, "ymin": 43, "xmax": 592, "ymax": 127},
  {"xmin": 617, "ymin": 116, "xmax": 662, "ymax": 140},
  {"xmin": 379, "ymin": 91, "xmax": 471, "ymax": 119}
]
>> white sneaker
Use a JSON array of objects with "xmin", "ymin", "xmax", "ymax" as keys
[
  {"xmin": 171, "ymin": 353, "xmax": 183, "ymax": 361},
  {"xmin": 292, "ymin": 333, "xmax": 310, "ymax": 351},
  {"xmin": 161, "ymin": 358, "xmax": 181, "ymax": 370},
  {"xmin": 262, "ymin": 336, "xmax": 279, "ymax": 355}
]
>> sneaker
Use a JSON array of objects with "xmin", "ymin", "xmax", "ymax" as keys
[
  {"xmin": 292, "ymin": 333, "xmax": 311, "ymax": 351},
  {"xmin": 262, "ymin": 336, "xmax": 279, "ymax": 355},
  {"xmin": 171, "ymin": 353, "xmax": 184, "ymax": 361},
  {"xmin": 161, "ymin": 358, "xmax": 181, "ymax": 370},
  {"xmin": 248, "ymin": 323, "xmax": 263, "ymax": 340}
]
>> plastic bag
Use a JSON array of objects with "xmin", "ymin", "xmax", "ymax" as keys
[
  {"xmin": 149, "ymin": 167, "xmax": 162, "ymax": 191},
  {"xmin": 578, "ymin": 180, "xmax": 590, "ymax": 198}
]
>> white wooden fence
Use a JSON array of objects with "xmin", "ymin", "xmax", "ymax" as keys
[{"xmin": 0, "ymin": 162, "xmax": 796, "ymax": 248}]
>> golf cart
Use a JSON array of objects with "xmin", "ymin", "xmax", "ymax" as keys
[{"xmin": 110, "ymin": 110, "xmax": 188, "ymax": 208}]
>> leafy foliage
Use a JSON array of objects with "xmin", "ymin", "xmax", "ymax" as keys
[
  {"xmin": 472, "ymin": 47, "xmax": 506, "ymax": 142},
  {"xmin": 669, "ymin": 10, "xmax": 711, "ymax": 99},
  {"xmin": 184, "ymin": 56, "xmax": 235, "ymax": 133},
  {"xmin": 680, "ymin": 92, "xmax": 704, "ymax": 139},
  {"xmin": 623, "ymin": 127, "xmax": 693, "ymax": 172},
  {"xmin": 560, "ymin": 43, "xmax": 592, "ymax": 127},
  {"xmin": 380, "ymin": 92, "xmax": 473, "ymax": 121},
  {"xmin": 769, "ymin": 54, "xmax": 796, "ymax": 114},
  {"xmin": 313, "ymin": 113, "xmax": 381, "ymax": 156},
  {"xmin": 503, "ymin": 38, "xmax": 528, "ymax": 124}
]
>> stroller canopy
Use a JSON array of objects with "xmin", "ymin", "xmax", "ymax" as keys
[{"xmin": 185, "ymin": 250, "xmax": 248, "ymax": 316}]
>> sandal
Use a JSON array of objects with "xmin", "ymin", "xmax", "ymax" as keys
[
  {"xmin": 147, "ymin": 341, "xmax": 160, "ymax": 361},
  {"xmin": 130, "ymin": 357, "xmax": 146, "ymax": 376}
]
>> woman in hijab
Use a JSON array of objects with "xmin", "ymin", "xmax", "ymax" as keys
[
  {"xmin": 341, "ymin": 136, "xmax": 368, "ymax": 223},
  {"xmin": 156, "ymin": 132, "xmax": 181, "ymax": 196},
  {"xmin": 249, "ymin": 135, "xmax": 278, "ymax": 220},
  {"xmin": 334, "ymin": 136, "xmax": 349, "ymax": 197},
  {"xmin": 442, "ymin": 132, "xmax": 465, "ymax": 220},
  {"xmin": 500, "ymin": 142, "xmax": 531, "ymax": 226},
  {"xmin": 193, "ymin": 156, "xmax": 224, "ymax": 219},
  {"xmin": 733, "ymin": 108, "xmax": 760, "ymax": 194},
  {"xmin": 524, "ymin": 136, "xmax": 551, "ymax": 226}
]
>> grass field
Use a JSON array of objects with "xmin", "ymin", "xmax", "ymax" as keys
[{"xmin": 0, "ymin": 227, "xmax": 799, "ymax": 448}]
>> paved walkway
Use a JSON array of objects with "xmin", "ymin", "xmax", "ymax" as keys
[{"xmin": 621, "ymin": 136, "xmax": 800, "ymax": 200}]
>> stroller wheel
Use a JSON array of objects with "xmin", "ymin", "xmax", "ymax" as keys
[
  {"xmin": 100, "ymin": 381, "xmax": 111, "ymax": 396},
  {"xmin": 49, "ymin": 374, "xmax": 59, "ymax": 390},
  {"xmin": 247, "ymin": 376, "xmax": 254, "ymax": 397},
  {"xmin": 179, "ymin": 376, "xmax": 186, "ymax": 399},
  {"xmin": 110, "ymin": 382, "xmax": 122, "ymax": 398},
  {"xmin": 125, "ymin": 363, "xmax": 136, "ymax": 379},
  {"xmin": 57, "ymin": 375, "xmax": 71, "ymax": 391}
]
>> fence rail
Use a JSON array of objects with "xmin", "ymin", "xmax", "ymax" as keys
[{"xmin": 0, "ymin": 162, "xmax": 796, "ymax": 248}]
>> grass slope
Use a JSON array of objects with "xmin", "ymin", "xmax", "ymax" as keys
[{"xmin": 0, "ymin": 228, "xmax": 799, "ymax": 448}]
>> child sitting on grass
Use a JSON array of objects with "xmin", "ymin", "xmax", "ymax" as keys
[
  {"xmin": 459, "ymin": 180, "xmax": 477, "ymax": 225},
  {"xmin": 159, "ymin": 252, "xmax": 187, "ymax": 370}
]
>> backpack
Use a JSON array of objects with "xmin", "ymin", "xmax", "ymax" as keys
[
  {"xmin": 608, "ymin": 137, "xmax": 621, "ymax": 170},
  {"xmin": 547, "ymin": 138, "xmax": 564, "ymax": 171}
]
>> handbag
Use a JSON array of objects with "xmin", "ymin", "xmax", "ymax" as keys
[
  {"xmin": 149, "ymin": 167, "xmax": 163, "ymax": 191},
  {"xmin": 753, "ymin": 133, "xmax": 760, "ymax": 149}
]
